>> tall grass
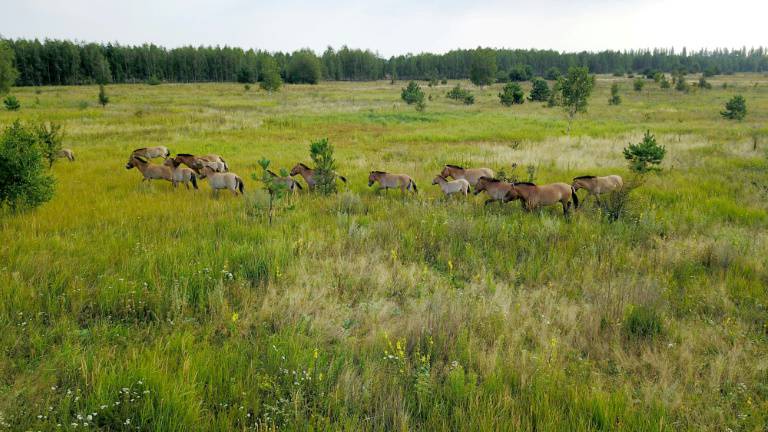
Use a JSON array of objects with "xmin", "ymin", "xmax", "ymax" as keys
[{"xmin": 1, "ymin": 75, "xmax": 767, "ymax": 430}]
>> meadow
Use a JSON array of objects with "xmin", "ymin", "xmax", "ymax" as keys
[{"xmin": 1, "ymin": 75, "xmax": 767, "ymax": 431}]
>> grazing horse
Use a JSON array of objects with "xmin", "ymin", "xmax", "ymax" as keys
[
  {"xmin": 131, "ymin": 146, "xmax": 170, "ymax": 160},
  {"xmin": 199, "ymin": 166, "xmax": 244, "ymax": 196},
  {"xmin": 572, "ymin": 175, "xmax": 623, "ymax": 204},
  {"xmin": 473, "ymin": 176, "xmax": 515, "ymax": 205},
  {"xmin": 173, "ymin": 153, "xmax": 229, "ymax": 173},
  {"xmin": 505, "ymin": 182, "xmax": 579, "ymax": 215},
  {"xmin": 57, "ymin": 149, "xmax": 75, "ymax": 162},
  {"xmin": 162, "ymin": 159, "xmax": 198, "ymax": 190},
  {"xmin": 432, "ymin": 175, "xmax": 470, "ymax": 197},
  {"xmin": 368, "ymin": 171, "xmax": 418, "ymax": 194},
  {"xmin": 267, "ymin": 169, "xmax": 302, "ymax": 194},
  {"xmin": 289, "ymin": 163, "xmax": 347, "ymax": 190},
  {"xmin": 125, "ymin": 155, "xmax": 172, "ymax": 184},
  {"xmin": 440, "ymin": 165, "xmax": 495, "ymax": 187}
]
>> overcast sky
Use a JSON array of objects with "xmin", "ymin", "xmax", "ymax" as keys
[{"xmin": 2, "ymin": 0, "xmax": 766, "ymax": 57}]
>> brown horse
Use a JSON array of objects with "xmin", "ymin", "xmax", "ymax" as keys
[
  {"xmin": 572, "ymin": 175, "xmax": 623, "ymax": 204},
  {"xmin": 368, "ymin": 171, "xmax": 418, "ymax": 194},
  {"xmin": 131, "ymin": 146, "xmax": 170, "ymax": 160},
  {"xmin": 440, "ymin": 165, "xmax": 495, "ymax": 186},
  {"xmin": 57, "ymin": 149, "xmax": 75, "ymax": 162},
  {"xmin": 505, "ymin": 182, "xmax": 579, "ymax": 215},
  {"xmin": 267, "ymin": 169, "xmax": 303, "ymax": 194},
  {"xmin": 125, "ymin": 155, "xmax": 172, "ymax": 184},
  {"xmin": 289, "ymin": 163, "xmax": 347, "ymax": 190},
  {"xmin": 172, "ymin": 153, "xmax": 228, "ymax": 173},
  {"xmin": 473, "ymin": 176, "xmax": 515, "ymax": 205}
]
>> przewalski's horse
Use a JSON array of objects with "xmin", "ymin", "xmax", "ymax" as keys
[
  {"xmin": 199, "ymin": 166, "xmax": 244, "ymax": 196},
  {"xmin": 368, "ymin": 171, "xmax": 418, "ymax": 194},
  {"xmin": 172, "ymin": 153, "xmax": 229, "ymax": 173},
  {"xmin": 505, "ymin": 182, "xmax": 579, "ymax": 215},
  {"xmin": 440, "ymin": 165, "xmax": 495, "ymax": 187},
  {"xmin": 432, "ymin": 175, "xmax": 470, "ymax": 197},
  {"xmin": 125, "ymin": 155, "xmax": 172, "ymax": 184},
  {"xmin": 57, "ymin": 149, "xmax": 75, "ymax": 162},
  {"xmin": 473, "ymin": 176, "xmax": 515, "ymax": 205},
  {"xmin": 289, "ymin": 163, "xmax": 347, "ymax": 190},
  {"xmin": 131, "ymin": 146, "xmax": 170, "ymax": 160},
  {"xmin": 572, "ymin": 175, "xmax": 623, "ymax": 204},
  {"xmin": 267, "ymin": 169, "xmax": 302, "ymax": 194},
  {"xmin": 162, "ymin": 159, "xmax": 198, "ymax": 190}
]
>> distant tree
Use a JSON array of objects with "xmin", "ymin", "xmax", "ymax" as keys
[
  {"xmin": 547, "ymin": 79, "xmax": 562, "ymax": 107},
  {"xmin": 528, "ymin": 78, "xmax": 550, "ymax": 102},
  {"xmin": 495, "ymin": 71, "xmax": 509, "ymax": 83},
  {"xmin": 401, "ymin": 81, "xmax": 425, "ymax": 105},
  {"xmin": 36, "ymin": 122, "xmax": 64, "ymax": 168},
  {"xmin": 633, "ymin": 78, "xmax": 645, "ymax": 92},
  {"xmin": 98, "ymin": 84, "xmax": 109, "ymax": 108},
  {"xmin": 659, "ymin": 75, "xmax": 670, "ymax": 89},
  {"xmin": 3, "ymin": 95, "xmax": 20, "ymax": 111},
  {"xmin": 703, "ymin": 66, "xmax": 720, "ymax": 77},
  {"xmin": 558, "ymin": 66, "xmax": 594, "ymax": 133},
  {"xmin": 0, "ymin": 41, "xmax": 18, "ymax": 95},
  {"xmin": 623, "ymin": 130, "xmax": 666, "ymax": 173},
  {"xmin": 309, "ymin": 138, "xmax": 339, "ymax": 195},
  {"xmin": 0, "ymin": 121, "xmax": 55, "ymax": 211},
  {"xmin": 674, "ymin": 72, "xmax": 689, "ymax": 93},
  {"xmin": 652, "ymin": 72, "xmax": 663, "ymax": 83},
  {"xmin": 698, "ymin": 77, "xmax": 712, "ymax": 89},
  {"xmin": 469, "ymin": 48, "xmax": 497, "ymax": 87},
  {"xmin": 286, "ymin": 49, "xmax": 322, "ymax": 84},
  {"xmin": 508, "ymin": 64, "xmax": 533, "ymax": 82},
  {"xmin": 446, "ymin": 84, "xmax": 473, "ymax": 105},
  {"xmin": 499, "ymin": 83, "xmax": 524, "ymax": 106},
  {"xmin": 237, "ymin": 65, "xmax": 256, "ymax": 84},
  {"xmin": 544, "ymin": 67, "xmax": 561, "ymax": 81},
  {"xmin": 608, "ymin": 82, "xmax": 622, "ymax": 105},
  {"xmin": 259, "ymin": 56, "xmax": 283, "ymax": 91},
  {"xmin": 721, "ymin": 95, "xmax": 746, "ymax": 120}
]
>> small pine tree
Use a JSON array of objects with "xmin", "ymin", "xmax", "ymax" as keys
[
  {"xmin": 499, "ymin": 82, "xmax": 524, "ymax": 106},
  {"xmin": 401, "ymin": 81, "xmax": 425, "ymax": 105},
  {"xmin": 609, "ymin": 83, "xmax": 622, "ymax": 105},
  {"xmin": 253, "ymin": 157, "xmax": 290, "ymax": 225},
  {"xmin": 36, "ymin": 122, "xmax": 64, "ymax": 168},
  {"xmin": 633, "ymin": 78, "xmax": 645, "ymax": 92},
  {"xmin": 660, "ymin": 76, "xmax": 670, "ymax": 89},
  {"xmin": 98, "ymin": 85, "xmax": 109, "ymax": 108},
  {"xmin": 446, "ymin": 84, "xmax": 473, "ymax": 104},
  {"xmin": 528, "ymin": 78, "xmax": 550, "ymax": 102},
  {"xmin": 309, "ymin": 138, "xmax": 339, "ymax": 194},
  {"xmin": 698, "ymin": 77, "xmax": 712, "ymax": 90},
  {"xmin": 508, "ymin": 64, "xmax": 533, "ymax": 82},
  {"xmin": 259, "ymin": 56, "xmax": 283, "ymax": 92},
  {"xmin": 547, "ymin": 80, "xmax": 562, "ymax": 107},
  {"xmin": 623, "ymin": 130, "xmax": 666, "ymax": 173},
  {"xmin": 3, "ymin": 95, "xmax": 20, "ymax": 111},
  {"xmin": 675, "ymin": 73, "xmax": 689, "ymax": 93},
  {"xmin": 721, "ymin": 95, "xmax": 746, "ymax": 120}
]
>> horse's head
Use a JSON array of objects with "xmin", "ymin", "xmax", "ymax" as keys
[
  {"xmin": 367, "ymin": 171, "xmax": 380, "ymax": 187},
  {"xmin": 473, "ymin": 176, "xmax": 492, "ymax": 195},
  {"xmin": 126, "ymin": 155, "xmax": 146, "ymax": 169},
  {"xmin": 289, "ymin": 164, "xmax": 304, "ymax": 176},
  {"xmin": 432, "ymin": 175, "xmax": 444, "ymax": 185},
  {"xmin": 163, "ymin": 158, "xmax": 179, "ymax": 168},
  {"xmin": 571, "ymin": 175, "xmax": 595, "ymax": 191},
  {"xmin": 198, "ymin": 166, "xmax": 213, "ymax": 179}
]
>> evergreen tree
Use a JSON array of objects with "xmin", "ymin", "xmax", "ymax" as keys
[
  {"xmin": 608, "ymin": 83, "xmax": 622, "ymax": 105},
  {"xmin": 469, "ymin": 48, "xmax": 496, "ymax": 87},
  {"xmin": 309, "ymin": 138, "xmax": 339, "ymax": 195},
  {"xmin": 35, "ymin": 122, "xmax": 64, "ymax": 168},
  {"xmin": 721, "ymin": 95, "xmax": 746, "ymax": 120},
  {"xmin": 499, "ymin": 83, "xmax": 524, "ymax": 106},
  {"xmin": 0, "ymin": 41, "xmax": 18, "ymax": 95},
  {"xmin": 259, "ymin": 56, "xmax": 283, "ymax": 91},
  {"xmin": 528, "ymin": 78, "xmax": 550, "ymax": 102},
  {"xmin": 633, "ymin": 78, "xmax": 645, "ymax": 92},
  {"xmin": 401, "ymin": 81, "xmax": 425, "ymax": 105},
  {"xmin": 98, "ymin": 84, "xmax": 109, "ymax": 107},
  {"xmin": 3, "ymin": 95, "xmax": 20, "ymax": 111},
  {"xmin": 624, "ymin": 131, "xmax": 666, "ymax": 172},
  {"xmin": 508, "ymin": 64, "xmax": 533, "ymax": 82}
]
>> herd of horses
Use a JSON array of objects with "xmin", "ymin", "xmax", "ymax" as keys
[{"xmin": 120, "ymin": 146, "xmax": 624, "ymax": 215}]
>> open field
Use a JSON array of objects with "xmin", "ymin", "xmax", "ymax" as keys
[{"xmin": 1, "ymin": 75, "xmax": 768, "ymax": 431}]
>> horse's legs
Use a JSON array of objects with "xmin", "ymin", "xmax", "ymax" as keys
[
  {"xmin": 594, "ymin": 193, "xmax": 602, "ymax": 206},
  {"xmin": 484, "ymin": 198, "xmax": 496, "ymax": 206}
]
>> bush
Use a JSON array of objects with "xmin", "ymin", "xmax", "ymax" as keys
[
  {"xmin": 623, "ymin": 130, "xmax": 665, "ymax": 173},
  {"xmin": 633, "ymin": 78, "xmax": 645, "ymax": 92},
  {"xmin": 608, "ymin": 83, "xmax": 621, "ymax": 105},
  {"xmin": 0, "ymin": 121, "xmax": 55, "ymax": 211},
  {"xmin": 98, "ymin": 85, "xmax": 109, "ymax": 108},
  {"xmin": 652, "ymin": 72, "xmax": 663, "ymax": 83},
  {"xmin": 703, "ymin": 66, "xmax": 720, "ymax": 77},
  {"xmin": 528, "ymin": 78, "xmax": 550, "ymax": 102},
  {"xmin": 259, "ymin": 57, "xmax": 283, "ymax": 92},
  {"xmin": 237, "ymin": 65, "xmax": 256, "ymax": 84},
  {"xmin": 36, "ymin": 122, "xmax": 64, "ymax": 168},
  {"xmin": 498, "ymin": 82, "xmax": 524, "ymax": 106},
  {"xmin": 697, "ymin": 77, "xmax": 712, "ymax": 90},
  {"xmin": 446, "ymin": 84, "xmax": 473, "ymax": 105},
  {"xmin": 286, "ymin": 49, "xmax": 322, "ymax": 84},
  {"xmin": 309, "ymin": 138, "xmax": 339, "ymax": 195},
  {"xmin": 146, "ymin": 75, "xmax": 161, "ymax": 85},
  {"xmin": 675, "ymin": 75, "xmax": 689, "ymax": 93},
  {"xmin": 544, "ymin": 67, "xmax": 561, "ymax": 80},
  {"xmin": 721, "ymin": 95, "xmax": 746, "ymax": 120},
  {"xmin": 659, "ymin": 76, "xmax": 670, "ymax": 89},
  {"xmin": 401, "ymin": 81, "xmax": 425, "ymax": 105},
  {"xmin": 3, "ymin": 95, "xmax": 20, "ymax": 111},
  {"xmin": 508, "ymin": 64, "xmax": 533, "ymax": 82},
  {"xmin": 440, "ymin": 79, "xmax": 447, "ymax": 85},
  {"xmin": 623, "ymin": 305, "xmax": 663, "ymax": 340},
  {"xmin": 547, "ymin": 80, "xmax": 562, "ymax": 107}
]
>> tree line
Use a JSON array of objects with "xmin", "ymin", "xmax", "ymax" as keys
[{"xmin": 3, "ymin": 38, "xmax": 768, "ymax": 87}]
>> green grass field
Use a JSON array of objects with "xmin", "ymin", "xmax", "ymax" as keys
[{"xmin": 1, "ymin": 75, "xmax": 767, "ymax": 431}]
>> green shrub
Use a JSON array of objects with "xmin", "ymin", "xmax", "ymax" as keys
[
  {"xmin": 98, "ymin": 84, "xmax": 109, "ymax": 108},
  {"xmin": 703, "ymin": 65, "xmax": 720, "ymax": 77},
  {"xmin": 528, "ymin": 78, "xmax": 550, "ymax": 102},
  {"xmin": 146, "ymin": 75, "xmax": 161, "ymax": 85},
  {"xmin": 401, "ymin": 81, "xmax": 425, "ymax": 105},
  {"xmin": 721, "ymin": 95, "xmax": 746, "ymax": 120},
  {"xmin": 623, "ymin": 130, "xmax": 666, "ymax": 173},
  {"xmin": 309, "ymin": 138, "xmax": 339, "ymax": 195},
  {"xmin": 633, "ymin": 78, "xmax": 644, "ymax": 92},
  {"xmin": 446, "ymin": 84, "xmax": 473, "ymax": 104},
  {"xmin": 3, "ymin": 95, "xmax": 20, "ymax": 111},
  {"xmin": 675, "ymin": 75, "xmax": 689, "ymax": 93},
  {"xmin": 237, "ymin": 65, "xmax": 256, "ymax": 84},
  {"xmin": 498, "ymin": 82, "xmax": 524, "ymax": 106},
  {"xmin": 659, "ymin": 76, "xmax": 670, "ymax": 89},
  {"xmin": 623, "ymin": 305, "xmax": 663, "ymax": 340},
  {"xmin": 608, "ymin": 83, "xmax": 621, "ymax": 105},
  {"xmin": 259, "ymin": 56, "xmax": 283, "ymax": 92},
  {"xmin": 0, "ymin": 120, "xmax": 55, "ymax": 211},
  {"xmin": 544, "ymin": 67, "xmax": 561, "ymax": 80},
  {"xmin": 508, "ymin": 64, "xmax": 533, "ymax": 82},
  {"xmin": 36, "ymin": 122, "xmax": 64, "ymax": 168},
  {"xmin": 697, "ymin": 77, "xmax": 712, "ymax": 90}
]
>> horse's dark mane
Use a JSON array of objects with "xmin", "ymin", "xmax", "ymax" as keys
[
  {"xmin": 176, "ymin": 153, "xmax": 195, "ymax": 157},
  {"xmin": 514, "ymin": 182, "xmax": 536, "ymax": 186},
  {"xmin": 266, "ymin": 169, "xmax": 278, "ymax": 177},
  {"xmin": 371, "ymin": 170, "xmax": 387, "ymax": 175},
  {"xmin": 132, "ymin": 147, "xmax": 146, "ymax": 152},
  {"xmin": 479, "ymin": 176, "xmax": 500, "ymax": 182},
  {"xmin": 573, "ymin": 175, "xmax": 596, "ymax": 180},
  {"xmin": 298, "ymin": 162, "xmax": 310, "ymax": 169},
  {"xmin": 445, "ymin": 164, "xmax": 463, "ymax": 169}
]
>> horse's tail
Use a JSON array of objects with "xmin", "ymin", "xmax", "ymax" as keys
[
  {"xmin": 221, "ymin": 157, "xmax": 229, "ymax": 172},
  {"xmin": 411, "ymin": 179, "xmax": 418, "ymax": 193},
  {"xmin": 571, "ymin": 186, "xmax": 579, "ymax": 209},
  {"xmin": 237, "ymin": 177, "xmax": 245, "ymax": 194},
  {"xmin": 295, "ymin": 180, "xmax": 303, "ymax": 190},
  {"xmin": 191, "ymin": 173, "xmax": 198, "ymax": 190},
  {"xmin": 337, "ymin": 173, "xmax": 347, "ymax": 183}
]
